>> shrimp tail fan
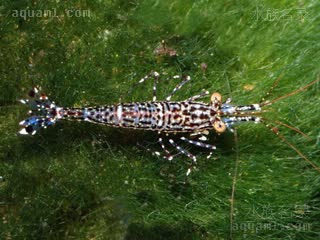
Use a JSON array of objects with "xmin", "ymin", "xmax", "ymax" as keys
[{"xmin": 19, "ymin": 87, "xmax": 61, "ymax": 135}]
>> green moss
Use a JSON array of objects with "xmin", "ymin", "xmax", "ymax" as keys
[{"xmin": 1, "ymin": 0, "xmax": 319, "ymax": 239}]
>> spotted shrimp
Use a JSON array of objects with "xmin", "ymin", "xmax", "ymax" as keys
[{"xmin": 18, "ymin": 71, "xmax": 320, "ymax": 175}]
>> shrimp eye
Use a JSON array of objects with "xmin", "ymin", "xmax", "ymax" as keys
[
  {"xmin": 211, "ymin": 92, "xmax": 222, "ymax": 103},
  {"xmin": 213, "ymin": 121, "xmax": 226, "ymax": 133}
]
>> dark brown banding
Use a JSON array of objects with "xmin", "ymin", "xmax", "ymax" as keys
[{"xmin": 62, "ymin": 101, "xmax": 214, "ymax": 132}]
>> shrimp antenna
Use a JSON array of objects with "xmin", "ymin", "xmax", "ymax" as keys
[
  {"xmin": 262, "ymin": 118, "xmax": 310, "ymax": 140},
  {"xmin": 259, "ymin": 71, "xmax": 285, "ymax": 103},
  {"xmin": 261, "ymin": 79, "xmax": 318, "ymax": 107},
  {"xmin": 264, "ymin": 123, "xmax": 320, "ymax": 173}
]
